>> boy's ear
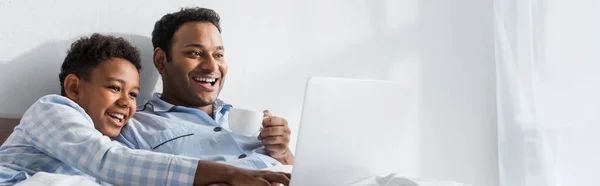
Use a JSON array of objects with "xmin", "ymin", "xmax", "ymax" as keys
[
  {"xmin": 153, "ymin": 47, "xmax": 168, "ymax": 75},
  {"xmin": 63, "ymin": 74, "xmax": 81, "ymax": 102}
]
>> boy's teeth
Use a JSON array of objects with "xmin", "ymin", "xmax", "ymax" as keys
[{"xmin": 108, "ymin": 113, "xmax": 124, "ymax": 119}]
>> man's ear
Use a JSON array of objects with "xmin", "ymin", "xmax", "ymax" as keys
[
  {"xmin": 153, "ymin": 47, "xmax": 168, "ymax": 74},
  {"xmin": 63, "ymin": 74, "xmax": 81, "ymax": 102}
]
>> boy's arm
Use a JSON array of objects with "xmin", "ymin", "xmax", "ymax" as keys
[{"xmin": 18, "ymin": 95, "xmax": 198, "ymax": 186}]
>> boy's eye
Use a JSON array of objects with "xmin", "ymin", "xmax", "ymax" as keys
[
  {"xmin": 129, "ymin": 92, "xmax": 138, "ymax": 98},
  {"xmin": 108, "ymin": 86, "xmax": 120, "ymax": 92}
]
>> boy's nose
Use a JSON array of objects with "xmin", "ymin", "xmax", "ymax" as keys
[{"xmin": 116, "ymin": 97, "xmax": 130, "ymax": 108}]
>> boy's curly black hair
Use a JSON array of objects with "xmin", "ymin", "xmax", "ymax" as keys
[
  {"xmin": 58, "ymin": 33, "xmax": 142, "ymax": 96},
  {"xmin": 152, "ymin": 7, "xmax": 221, "ymax": 61}
]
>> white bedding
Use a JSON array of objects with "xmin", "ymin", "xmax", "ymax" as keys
[
  {"xmin": 15, "ymin": 166, "xmax": 471, "ymax": 186},
  {"xmin": 349, "ymin": 173, "xmax": 471, "ymax": 186},
  {"xmin": 13, "ymin": 172, "xmax": 100, "ymax": 186},
  {"xmin": 263, "ymin": 165, "xmax": 471, "ymax": 186}
]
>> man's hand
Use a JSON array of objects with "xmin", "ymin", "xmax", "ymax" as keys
[
  {"xmin": 259, "ymin": 110, "xmax": 294, "ymax": 165},
  {"xmin": 230, "ymin": 169, "xmax": 291, "ymax": 186},
  {"xmin": 194, "ymin": 161, "xmax": 290, "ymax": 186},
  {"xmin": 205, "ymin": 170, "xmax": 290, "ymax": 186}
]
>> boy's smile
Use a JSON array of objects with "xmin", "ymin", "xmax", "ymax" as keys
[{"xmin": 106, "ymin": 110, "xmax": 128, "ymax": 127}]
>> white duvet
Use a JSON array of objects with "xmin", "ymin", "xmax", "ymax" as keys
[
  {"xmin": 15, "ymin": 166, "xmax": 471, "ymax": 186},
  {"xmin": 266, "ymin": 165, "xmax": 470, "ymax": 186},
  {"xmin": 13, "ymin": 172, "xmax": 100, "ymax": 186},
  {"xmin": 349, "ymin": 173, "xmax": 471, "ymax": 186}
]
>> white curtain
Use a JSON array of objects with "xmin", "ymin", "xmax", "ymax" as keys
[{"xmin": 495, "ymin": 0, "xmax": 600, "ymax": 186}]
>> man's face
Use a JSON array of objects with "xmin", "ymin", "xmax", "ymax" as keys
[
  {"xmin": 161, "ymin": 22, "xmax": 227, "ymax": 108},
  {"xmin": 76, "ymin": 58, "xmax": 139, "ymax": 138}
]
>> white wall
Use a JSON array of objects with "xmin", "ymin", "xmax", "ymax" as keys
[{"xmin": 0, "ymin": 0, "xmax": 498, "ymax": 185}]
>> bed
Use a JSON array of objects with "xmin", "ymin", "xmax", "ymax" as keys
[{"xmin": 0, "ymin": 118, "xmax": 19, "ymax": 145}]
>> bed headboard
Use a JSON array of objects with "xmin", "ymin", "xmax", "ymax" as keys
[{"xmin": 0, "ymin": 118, "xmax": 19, "ymax": 145}]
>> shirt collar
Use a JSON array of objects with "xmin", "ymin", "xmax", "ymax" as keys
[{"xmin": 141, "ymin": 93, "xmax": 231, "ymax": 114}]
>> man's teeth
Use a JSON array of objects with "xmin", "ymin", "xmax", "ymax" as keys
[
  {"xmin": 108, "ymin": 113, "xmax": 124, "ymax": 120},
  {"xmin": 193, "ymin": 77, "xmax": 216, "ymax": 83}
]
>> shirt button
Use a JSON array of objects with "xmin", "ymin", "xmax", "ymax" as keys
[
  {"xmin": 238, "ymin": 154, "xmax": 247, "ymax": 159},
  {"xmin": 213, "ymin": 127, "xmax": 222, "ymax": 132}
]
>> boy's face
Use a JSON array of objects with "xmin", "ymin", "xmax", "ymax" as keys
[{"xmin": 75, "ymin": 58, "xmax": 139, "ymax": 138}]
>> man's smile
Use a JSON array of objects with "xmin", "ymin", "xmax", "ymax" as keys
[{"xmin": 192, "ymin": 76, "xmax": 219, "ymax": 91}]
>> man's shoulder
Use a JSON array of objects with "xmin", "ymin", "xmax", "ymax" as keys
[
  {"xmin": 127, "ymin": 105, "xmax": 176, "ymax": 134},
  {"xmin": 121, "ymin": 104, "xmax": 186, "ymax": 149}
]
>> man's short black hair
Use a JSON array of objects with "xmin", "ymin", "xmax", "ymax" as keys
[
  {"xmin": 151, "ymin": 7, "xmax": 222, "ymax": 60},
  {"xmin": 58, "ymin": 33, "xmax": 142, "ymax": 96}
]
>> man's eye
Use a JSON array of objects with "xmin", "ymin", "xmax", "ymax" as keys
[
  {"xmin": 108, "ymin": 86, "xmax": 120, "ymax": 92},
  {"xmin": 190, "ymin": 51, "xmax": 203, "ymax": 56},
  {"xmin": 215, "ymin": 53, "xmax": 224, "ymax": 58}
]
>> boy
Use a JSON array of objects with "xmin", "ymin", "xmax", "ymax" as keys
[{"xmin": 0, "ymin": 33, "xmax": 290, "ymax": 186}]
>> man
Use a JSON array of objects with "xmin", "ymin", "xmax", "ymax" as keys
[{"xmin": 119, "ymin": 7, "xmax": 294, "ymax": 171}]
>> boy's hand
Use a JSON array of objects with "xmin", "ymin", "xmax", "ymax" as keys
[{"xmin": 259, "ymin": 110, "xmax": 294, "ymax": 165}]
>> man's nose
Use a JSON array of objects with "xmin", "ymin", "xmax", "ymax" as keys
[{"xmin": 200, "ymin": 55, "xmax": 218, "ymax": 72}]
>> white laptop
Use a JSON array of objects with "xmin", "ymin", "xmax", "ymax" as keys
[{"xmin": 288, "ymin": 77, "xmax": 422, "ymax": 186}]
